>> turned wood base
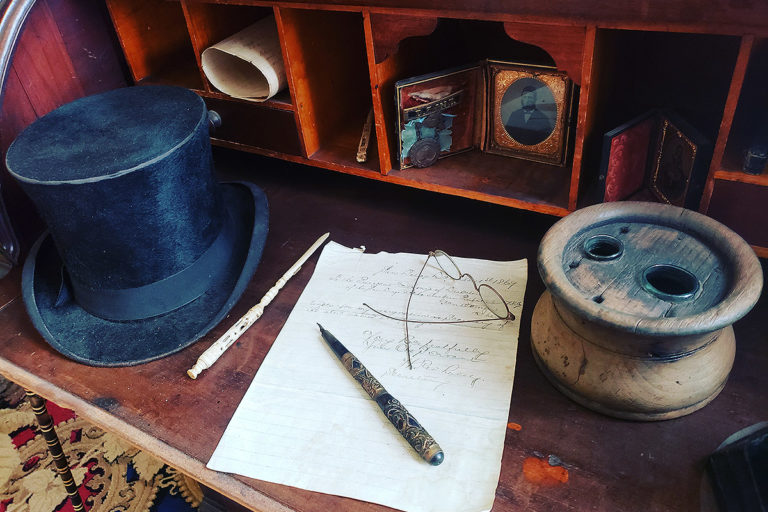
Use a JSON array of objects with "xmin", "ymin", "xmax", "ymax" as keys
[{"xmin": 531, "ymin": 291, "xmax": 735, "ymax": 421}]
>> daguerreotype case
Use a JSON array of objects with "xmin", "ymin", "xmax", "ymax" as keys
[
  {"xmin": 395, "ymin": 61, "xmax": 575, "ymax": 170},
  {"xmin": 484, "ymin": 61, "xmax": 573, "ymax": 166},
  {"xmin": 395, "ymin": 64, "xmax": 484, "ymax": 169},
  {"xmin": 597, "ymin": 110, "xmax": 711, "ymax": 209}
]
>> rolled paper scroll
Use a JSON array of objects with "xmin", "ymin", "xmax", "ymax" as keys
[{"xmin": 201, "ymin": 15, "xmax": 287, "ymax": 102}]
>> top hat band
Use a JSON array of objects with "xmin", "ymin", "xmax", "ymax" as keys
[{"xmin": 63, "ymin": 210, "xmax": 235, "ymax": 322}]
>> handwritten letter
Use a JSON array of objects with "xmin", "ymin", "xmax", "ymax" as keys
[{"xmin": 208, "ymin": 242, "xmax": 527, "ymax": 512}]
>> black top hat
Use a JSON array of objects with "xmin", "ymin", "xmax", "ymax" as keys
[{"xmin": 5, "ymin": 85, "xmax": 269, "ymax": 366}]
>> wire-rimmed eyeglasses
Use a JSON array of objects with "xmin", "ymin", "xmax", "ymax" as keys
[{"xmin": 364, "ymin": 250, "xmax": 515, "ymax": 369}]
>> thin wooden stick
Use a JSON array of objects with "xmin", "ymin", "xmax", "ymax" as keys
[
  {"xmin": 26, "ymin": 391, "xmax": 85, "ymax": 511},
  {"xmin": 356, "ymin": 108, "xmax": 374, "ymax": 163},
  {"xmin": 187, "ymin": 232, "xmax": 330, "ymax": 379}
]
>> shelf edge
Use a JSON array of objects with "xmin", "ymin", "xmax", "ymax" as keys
[
  {"xmin": 714, "ymin": 169, "xmax": 768, "ymax": 186},
  {"xmin": 212, "ymin": 140, "xmax": 571, "ymax": 216}
]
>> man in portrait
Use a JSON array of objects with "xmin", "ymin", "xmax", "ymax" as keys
[
  {"xmin": 656, "ymin": 138, "xmax": 689, "ymax": 205},
  {"xmin": 504, "ymin": 85, "xmax": 554, "ymax": 146}
]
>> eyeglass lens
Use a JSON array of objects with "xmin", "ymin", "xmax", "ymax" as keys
[
  {"xmin": 478, "ymin": 284, "xmax": 510, "ymax": 319},
  {"xmin": 434, "ymin": 251, "xmax": 510, "ymax": 319},
  {"xmin": 433, "ymin": 251, "xmax": 462, "ymax": 280}
]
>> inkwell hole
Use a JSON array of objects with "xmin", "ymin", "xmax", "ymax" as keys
[
  {"xmin": 583, "ymin": 235, "xmax": 623, "ymax": 261},
  {"xmin": 642, "ymin": 264, "xmax": 699, "ymax": 301}
]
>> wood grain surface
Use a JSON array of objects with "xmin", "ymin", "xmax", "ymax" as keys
[
  {"xmin": 368, "ymin": 13, "xmax": 437, "ymax": 64},
  {"xmin": 0, "ymin": 0, "xmax": 127, "ymax": 256},
  {"xmin": 537, "ymin": 202, "xmax": 763, "ymax": 337},
  {"xmin": 2, "ymin": 1, "xmax": 767, "ymax": 507},
  {"xmin": 0, "ymin": 149, "xmax": 765, "ymax": 511},
  {"xmin": 531, "ymin": 290, "xmax": 736, "ymax": 420},
  {"xmin": 560, "ymin": 222, "xmax": 728, "ymax": 318},
  {"xmin": 237, "ymin": 0, "xmax": 768, "ymax": 37}
]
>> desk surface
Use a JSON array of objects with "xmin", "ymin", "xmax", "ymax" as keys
[{"xmin": 0, "ymin": 149, "xmax": 765, "ymax": 512}]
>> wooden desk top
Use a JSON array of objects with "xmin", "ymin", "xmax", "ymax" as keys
[{"xmin": 0, "ymin": 149, "xmax": 765, "ymax": 511}]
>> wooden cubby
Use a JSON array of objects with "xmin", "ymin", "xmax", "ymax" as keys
[
  {"xmin": 700, "ymin": 35, "xmax": 768, "ymax": 257},
  {"xmin": 106, "ymin": 0, "xmax": 202, "ymax": 89},
  {"xmin": 584, "ymin": 30, "xmax": 740, "ymax": 165},
  {"xmin": 181, "ymin": 4, "xmax": 285, "ymax": 100},
  {"xmin": 366, "ymin": 16, "xmax": 587, "ymax": 214},
  {"xmin": 278, "ymin": 8, "xmax": 377, "ymax": 172},
  {"xmin": 717, "ymin": 37, "xmax": 768, "ymax": 183},
  {"xmin": 104, "ymin": 0, "xmax": 768, "ymax": 253},
  {"xmin": 707, "ymin": 180, "xmax": 768, "ymax": 253}
]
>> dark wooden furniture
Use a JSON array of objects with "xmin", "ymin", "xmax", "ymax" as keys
[
  {"xmin": 102, "ymin": 0, "xmax": 768, "ymax": 255},
  {"xmin": 1, "ymin": 2, "xmax": 767, "ymax": 511},
  {"xmin": 0, "ymin": 150, "xmax": 765, "ymax": 511}
]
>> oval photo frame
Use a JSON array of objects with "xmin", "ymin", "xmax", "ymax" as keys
[{"xmin": 501, "ymin": 77, "xmax": 557, "ymax": 146}]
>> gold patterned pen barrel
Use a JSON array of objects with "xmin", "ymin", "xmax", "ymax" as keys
[{"xmin": 318, "ymin": 324, "xmax": 444, "ymax": 465}]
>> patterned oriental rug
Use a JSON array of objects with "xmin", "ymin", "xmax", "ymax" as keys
[{"xmin": 0, "ymin": 377, "xmax": 202, "ymax": 512}]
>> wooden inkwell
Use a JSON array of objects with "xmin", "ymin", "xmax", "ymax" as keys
[{"xmin": 531, "ymin": 202, "xmax": 763, "ymax": 420}]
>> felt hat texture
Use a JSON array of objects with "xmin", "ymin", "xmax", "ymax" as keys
[{"xmin": 5, "ymin": 85, "xmax": 269, "ymax": 366}]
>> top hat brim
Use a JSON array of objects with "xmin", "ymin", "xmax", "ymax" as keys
[{"xmin": 21, "ymin": 181, "xmax": 268, "ymax": 367}]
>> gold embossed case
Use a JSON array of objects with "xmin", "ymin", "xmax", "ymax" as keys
[
  {"xmin": 596, "ymin": 109, "xmax": 712, "ymax": 209},
  {"xmin": 484, "ymin": 61, "xmax": 574, "ymax": 166}
]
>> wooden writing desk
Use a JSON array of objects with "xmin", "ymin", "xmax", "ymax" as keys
[{"xmin": 0, "ymin": 150, "xmax": 765, "ymax": 511}]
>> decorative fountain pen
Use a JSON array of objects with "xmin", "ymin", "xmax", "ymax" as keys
[{"xmin": 317, "ymin": 324, "xmax": 444, "ymax": 466}]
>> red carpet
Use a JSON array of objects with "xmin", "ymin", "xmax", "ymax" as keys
[{"xmin": 0, "ymin": 377, "xmax": 202, "ymax": 511}]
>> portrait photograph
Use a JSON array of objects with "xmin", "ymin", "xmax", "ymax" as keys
[
  {"xmin": 485, "ymin": 61, "xmax": 573, "ymax": 166},
  {"xmin": 501, "ymin": 77, "xmax": 557, "ymax": 146},
  {"xmin": 649, "ymin": 116, "xmax": 701, "ymax": 207}
]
